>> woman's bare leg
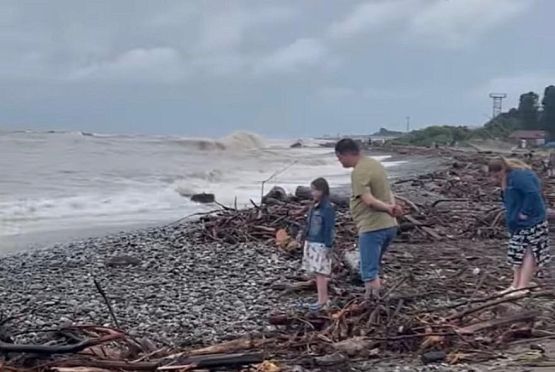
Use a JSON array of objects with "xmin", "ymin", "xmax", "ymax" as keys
[{"xmin": 517, "ymin": 248, "xmax": 537, "ymax": 289}]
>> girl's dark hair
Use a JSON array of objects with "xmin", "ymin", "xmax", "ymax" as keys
[{"xmin": 311, "ymin": 177, "xmax": 330, "ymax": 196}]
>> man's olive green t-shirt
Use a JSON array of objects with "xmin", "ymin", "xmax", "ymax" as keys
[{"xmin": 350, "ymin": 157, "xmax": 397, "ymax": 234}]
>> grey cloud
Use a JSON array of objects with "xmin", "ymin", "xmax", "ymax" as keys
[
  {"xmin": 328, "ymin": 0, "xmax": 534, "ymax": 48},
  {"xmin": 254, "ymin": 38, "xmax": 329, "ymax": 75},
  {"xmin": 0, "ymin": 0, "xmax": 552, "ymax": 136}
]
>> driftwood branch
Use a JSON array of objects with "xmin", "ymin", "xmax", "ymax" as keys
[
  {"xmin": 93, "ymin": 278, "xmax": 120, "ymax": 329},
  {"xmin": 0, "ymin": 332, "xmax": 122, "ymax": 355},
  {"xmin": 456, "ymin": 311, "xmax": 538, "ymax": 335}
]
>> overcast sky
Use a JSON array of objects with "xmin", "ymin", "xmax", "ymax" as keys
[{"xmin": 0, "ymin": 0, "xmax": 553, "ymax": 137}]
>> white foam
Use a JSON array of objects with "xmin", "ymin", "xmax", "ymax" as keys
[{"xmin": 0, "ymin": 187, "xmax": 206, "ymax": 237}]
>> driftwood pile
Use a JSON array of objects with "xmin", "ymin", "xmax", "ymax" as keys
[
  {"xmin": 188, "ymin": 159, "xmax": 507, "ymax": 247},
  {"xmin": 188, "ymin": 148, "xmax": 555, "ymax": 246},
  {"xmin": 2, "ymin": 280, "xmax": 554, "ymax": 370}
]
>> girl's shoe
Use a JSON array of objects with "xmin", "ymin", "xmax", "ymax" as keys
[
  {"xmin": 307, "ymin": 301, "xmax": 331, "ymax": 313},
  {"xmin": 498, "ymin": 286, "xmax": 516, "ymax": 295}
]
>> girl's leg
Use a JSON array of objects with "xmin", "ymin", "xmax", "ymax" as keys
[
  {"xmin": 316, "ymin": 274, "xmax": 329, "ymax": 304},
  {"xmin": 517, "ymin": 248, "xmax": 537, "ymax": 289}
]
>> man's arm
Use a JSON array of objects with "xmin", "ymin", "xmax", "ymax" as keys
[
  {"xmin": 353, "ymin": 166, "xmax": 397, "ymax": 216},
  {"xmin": 360, "ymin": 192, "xmax": 395, "ymax": 215}
]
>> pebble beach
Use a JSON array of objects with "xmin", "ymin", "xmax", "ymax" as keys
[{"xmin": 0, "ymin": 222, "xmax": 303, "ymax": 346}]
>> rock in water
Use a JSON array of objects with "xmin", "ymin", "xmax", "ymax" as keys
[
  {"xmin": 290, "ymin": 141, "xmax": 303, "ymax": 148},
  {"xmin": 191, "ymin": 193, "xmax": 215, "ymax": 204}
]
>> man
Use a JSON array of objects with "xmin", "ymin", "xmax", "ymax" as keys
[{"xmin": 335, "ymin": 138, "xmax": 401, "ymax": 298}]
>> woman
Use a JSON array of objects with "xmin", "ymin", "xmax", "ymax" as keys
[{"xmin": 489, "ymin": 158, "xmax": 551, "ymax": 294}]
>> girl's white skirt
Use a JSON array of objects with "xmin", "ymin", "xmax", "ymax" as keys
[{"xmin": 302, "ymin": 241, "xmax": 332, "ymax": 276}]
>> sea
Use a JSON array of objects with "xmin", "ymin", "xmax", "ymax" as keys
[{"xmin": 0, "ymin": 130, "xmax": 404, "ymax": 253}]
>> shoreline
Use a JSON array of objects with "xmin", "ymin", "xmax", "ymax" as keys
[
  {"xmin": 0, "ymin": 222, "xmax": 167, "ymax": 257},
  {"xmin": 0, "ymin": 152, "xmax": 445, "ymax": 256}
]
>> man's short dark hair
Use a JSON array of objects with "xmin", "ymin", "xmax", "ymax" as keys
[{"xmin": 335, "ymin": 138, "xmax": 360, "ymax": 155}]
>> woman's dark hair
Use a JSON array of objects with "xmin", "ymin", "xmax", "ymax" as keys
[
  {"xmin": 335, "ymin": 138, "xmax": 360, "ymax": 155},
  {"xmin": 311, "ymin": 177, "xmax": 330, "ymax": 196}
]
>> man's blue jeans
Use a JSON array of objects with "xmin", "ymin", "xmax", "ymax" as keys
[{"xmin": 359, "ymin": 227, "xmax": 398, "ymax": 282}]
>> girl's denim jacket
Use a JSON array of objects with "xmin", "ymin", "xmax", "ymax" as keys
[{"xmin": 305, "ymin": 198, "xmax": 336, "ymax": 248}]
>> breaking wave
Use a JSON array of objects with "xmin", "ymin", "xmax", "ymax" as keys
[{"xmin": 172, "ymin": 131, "xmax": 266, "ymax": 152}]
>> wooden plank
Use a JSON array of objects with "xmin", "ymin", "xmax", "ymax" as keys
[
  {"xmin": 403, "ymin": 215, "xmax": 422, "ymax": 226},
  {"xmin": 456, "ymin": 312, "xmax": 537, "ymax": 335},
  {"xmin": 420, "ymin": 226, "xmax": 443, "ymax": 240}
]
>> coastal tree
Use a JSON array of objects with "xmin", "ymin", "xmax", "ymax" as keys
[
  {"xmin": 518, "ymin": 91, "xmax": 540, "ymax": 129},
  {"xmin": 475, "ymin": 109, "xmax": 522, "ymax": 139},
  {"xmin": 540, "ymin": 85, "xmax": 555, "ymax": 139}
]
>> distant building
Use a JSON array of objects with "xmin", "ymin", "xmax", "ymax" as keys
[
  {"xmin": 369, "ymin": 135, "xmax": 400, "ymax": 145},
  {"xmin": 509, "ymin": 130, "xmax": 547, "ymax": 148},
  {"xmin": 347, "ymin": 134, "xmax": 401, "ymax": 145}
]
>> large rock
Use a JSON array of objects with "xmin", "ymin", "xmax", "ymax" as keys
[
  {"xmin": 262, "ymin": 186, "xmax": 288, "ymax": 204},
  {"xmin": 421, "ymin": 351, "xmax": 447, "ymax": 364},
  {"xmin": 295, "ymin": 186, "xmax": 350, "ymax": 207},
  {"xmin": 191, "ymin": 193, "xmax": 215, "ymax": 204}
]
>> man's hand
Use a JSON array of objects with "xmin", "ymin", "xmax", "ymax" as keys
[
  {"xmin": 392, "ymin": 204, "xmax": 405, "ymax": 217},
  {"xmin": 385, "ymin": 205, "xmax": 395, "ymax": 216},
  {"xmin": 518, "ymin": 213, "xmax": 528, "ymax": 220},
  {"xmin": 385, "ymin": 204, "xmax": 404, "ymax": 217}
]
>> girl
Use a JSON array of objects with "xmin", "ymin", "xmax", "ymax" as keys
[
  {"xmin": 301, "ymin": 178, "xmax": 336, "ymax": 312},
  {"xmin": 488, "ymin": 158, "xmax": 551, "ymax": 294}
]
